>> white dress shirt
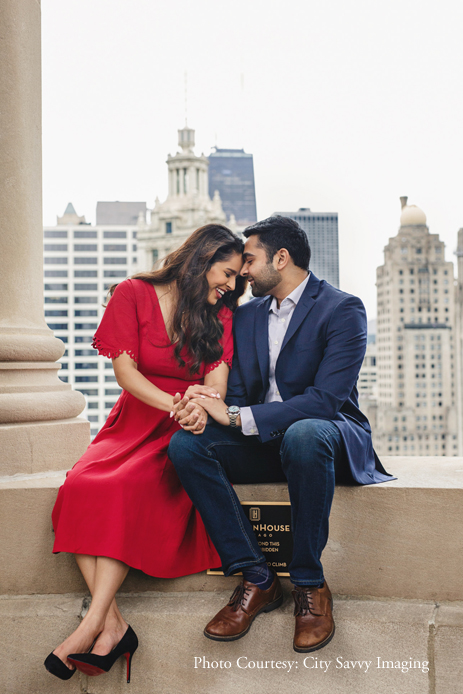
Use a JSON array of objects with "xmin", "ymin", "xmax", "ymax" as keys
[{"xmin": 240, "ymin": 273, "xmax": 310, "ymax": 436}]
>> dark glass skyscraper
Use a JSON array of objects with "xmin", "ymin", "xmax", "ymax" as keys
[{"xmin": 208, "ymin": 148, "xmax": 257, "ymax": 226}]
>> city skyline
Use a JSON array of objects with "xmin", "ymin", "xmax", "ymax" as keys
[{"xmin": 41, "ymin": 1, "xmax": 463, "ymax": 323}]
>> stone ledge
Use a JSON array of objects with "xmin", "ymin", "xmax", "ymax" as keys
[
  {"xmin": 0, "ymin": 418, "xmax": 89, "ymax": 476},
  {"xmin": 0, "ymin": 458, "xmax": 462, "ymax": 600},
  {"xmin": 1, "ymin": 592, "xmax": 462, "ymax": 694}
]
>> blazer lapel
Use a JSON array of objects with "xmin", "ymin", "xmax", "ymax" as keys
[
  {"xmin": 280, "ymin": 273, "xmax": 320, "ymax": 352},
  {"xmin": 255, "ymin": 296, "xmax": 271, "ymax": 385}
]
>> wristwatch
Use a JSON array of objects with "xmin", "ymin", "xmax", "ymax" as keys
[{"xmin": 226, "ymin": 405, "xmax": 241, "ymax": 428}]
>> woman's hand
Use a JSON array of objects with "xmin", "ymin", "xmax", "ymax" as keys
[{"xmin": 183, "ymin": 384, "xmax": 221, "ymax": 401}]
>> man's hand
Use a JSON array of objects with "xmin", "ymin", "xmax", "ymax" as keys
[{"xmin": 190, "ymin": 396, "xmax": 229, "ymax": 427}]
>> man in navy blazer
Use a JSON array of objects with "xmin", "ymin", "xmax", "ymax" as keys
[{"xmin": 168, "ymin": 215, "xmax": 393, "ymax": 653}]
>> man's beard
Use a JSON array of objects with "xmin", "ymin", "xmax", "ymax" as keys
[{"xmin": 250, "ymin": 264, "xmax": 281, "ymax": 297}]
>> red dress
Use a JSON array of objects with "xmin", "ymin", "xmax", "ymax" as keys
[{"xmin": 51, "ymin": 279, "xmax": 231, "ymax": 577}]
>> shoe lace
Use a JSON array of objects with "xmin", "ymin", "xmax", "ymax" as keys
[
  {"xmin": 227, "ymin": 583, "xmax": 251, "ymax": 612},
  {"xmin": 293, "ymin": 588, "xmax": 316, "ymax": 617}
]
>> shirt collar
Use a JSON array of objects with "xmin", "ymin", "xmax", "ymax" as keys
[{"xmin": 269, "ymin": 272, "xmax": 310, "ymax": 314}]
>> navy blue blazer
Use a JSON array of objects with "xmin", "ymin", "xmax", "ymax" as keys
[{"xmin": 226, "ymin": 273, "xmax": 393, "ymax": 485}]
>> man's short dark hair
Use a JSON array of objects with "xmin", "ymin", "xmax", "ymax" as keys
[{"xmin": 243, "ymin": 215, "xmax": 311, "ymax": 271}]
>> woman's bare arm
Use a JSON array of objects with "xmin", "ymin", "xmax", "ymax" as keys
[
  {"xmin": 203, "ymin": 361, "xmax": 230, "ymax": 399},
  {"xmin": 112, "ymin": 352, "xmax": 174, "ymax": 412}
]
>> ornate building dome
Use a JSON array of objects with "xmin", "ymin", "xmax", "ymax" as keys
[{"xmin": 399, "ymin": 196, "xmax": 427, "ymax": 226}]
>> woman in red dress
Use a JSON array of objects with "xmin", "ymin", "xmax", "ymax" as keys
[{"xmin": 45, "ymin": 224, "xmax": 245, "ymax": 681}]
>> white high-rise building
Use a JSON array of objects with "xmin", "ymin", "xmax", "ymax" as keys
[
  {"xmin": 358, "ymin": 341, "xmax": 378, "ymax": 400},
  {"xmin": 137, "ymin": 126, "xmax": 228, "ymax": 272},
  {"xmin": 43, "ymin": 202, "xmax": 144, "ymax": 438},
  {"xmin": 374, "ymin": 197, "xmax": 458, "ymax": 456},
  {"xmin": 454, "ymin": 227, "xmax": 463, "ymax": 455}
]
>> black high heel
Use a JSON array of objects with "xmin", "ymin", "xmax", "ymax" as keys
[
  {"xmin": 44, "ymin": 653, "xmax": 76, "ymax": 680},
  {"xmin": 67, "ymin": 625, "xmax": 138, "ymax": 683}
]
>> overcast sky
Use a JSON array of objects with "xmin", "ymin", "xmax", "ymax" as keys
[{"xmin": 42, "ymin": 0, "xmax": 463, "ymax": 320}]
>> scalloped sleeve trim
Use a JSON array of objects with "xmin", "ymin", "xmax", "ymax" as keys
[
  {"xmin": 205, "ymin": 355, "xmax": 233, "ymax": 375},
  {"xmin": 92, "ymin": 336, "xmax": 138, "ymax": 363}
]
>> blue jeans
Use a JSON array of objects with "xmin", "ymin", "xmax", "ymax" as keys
[{"xmin": 168, "ymin": 418, "xmax": 344, "ymax": 585}]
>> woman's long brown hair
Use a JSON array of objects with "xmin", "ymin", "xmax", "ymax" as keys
[{"xmin": 108, "ymin": 224, "xmax": 246, "ymax": 374}]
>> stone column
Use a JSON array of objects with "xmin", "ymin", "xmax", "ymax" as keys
[{"xmin": 0, "ymin": 0, "xmax": 89, "ymax": 475}]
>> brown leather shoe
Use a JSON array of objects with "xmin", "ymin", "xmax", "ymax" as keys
[
  {"xmin": 204, "ymin": 574, "xmax": 283, "ymax": 641},
  {"xmin": 292, "ymin": 582, "xmax": 335, "ymax": 652}
]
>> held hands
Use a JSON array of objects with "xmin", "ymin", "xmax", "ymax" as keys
[
  {"xmin": 170, "ymin": 385, "xmax": 221, "ymax": 435},
  {"xmin": 190, "ymin": 395, "xmax": 229, "ymax": 427}
]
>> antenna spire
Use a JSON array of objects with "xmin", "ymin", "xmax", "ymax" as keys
[{"xmin": 184, "ymin": 70, "xmax": 188, "ymax": 127}]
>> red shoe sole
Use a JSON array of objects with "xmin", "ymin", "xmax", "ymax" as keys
[{"xmin": 67, "ymin": 659, "xmax": 105, "ymax": 677}]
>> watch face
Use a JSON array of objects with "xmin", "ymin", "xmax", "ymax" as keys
[{"xmin": 228, "ymin": 406, "xmax": 240, "ymax": 414}]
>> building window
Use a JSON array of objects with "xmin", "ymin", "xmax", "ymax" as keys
[
  {"xmin": 104, "ymin": 257, "xmax": 127, "ymax": 264},
  {"xmin": 74, "ymin": 244, "xmax": 97, "ymax": 252},
  {"xmin": 105, "ymin": 375, "xmax": 118, "ymax": 383},
  {"xmin": 75, "ymin": 270, "xmax": 98, "ymax": 277},
  {"xmin": 47, "ymin": 323, "xmax": 68, "ymax": 330},
  {"xmin": 104, "ymin": 270, "xmax": 126, "ymax": 278},
  {"xmin": 165, "ymin": 222, "xmax": 172, "ymax": 234},
  {"xmin": 45, "ymin": 296, "xmax": 68, "ymax": 304},
  {"xmin": 45, "ymin": 283, "xmax": 68, "ymax": 291},
  {"xmin": 74, "ymin": 283, "xmax": 98, "ymax": 291},
  {"xmin": 104, "ymin": 244, "xmax": 127, "ymax": 252},
  {"xmin": 75, "ymin": 336, "xmax": 93, "ymax": 344},
  {"xmin": 87, "ymin": 401, "xmax": 99, "ymax": 408},
  {"xmin": 75, "ymin": 310, "xmax": 98, "ymax": 317},
  {"xmin": 75, "ymin": 349, "xmax": 97, "ymax": 356},
  {"xmin": 45, "ymin": 310, "xmax": 68, "ymax": 317},
  {"xmin": 104, "ymin": 231, "xmax": 127, "ymax": 239},
  {"xmin": 75, "ymin": 363, "xmax": 98, "ymax": 370},
  {"xmin": 45, "ymin": 270, "xmax": 68, "ymax": 277},
  {"xmin": 75, "ymin": 323, "xmax": 98, "ymax": 330},
  {"xmin": 44, "ymin": 244, "xmax": 68, "ymax": 251},
  {"xmin": 74, "ymin": 257, "xmax": 98, "ymax": 264},
  {"xmin": 105, "ymin": 388, "xmax": 122, "ymax": 395},
  {"xmin": 74, "ymin": 230, "xmax": 97, "ymax": 238},
  {"xmin": 75, "ymin": 376, "xmax": 99, "ymax": 383},
  {"xmin": 75, "ymin": 296, "xmax": 98, "ymax": 304},
  {"xmin": 44, "ymin": 257, "xmax": 68, "ymax": 264},
  {"xmin": 44, "ymin": 231, "xmax": 68, "ymax": 238},
  {"xmin": 77, "ymin": 389, "xmax": 98, "ymax": 396}
]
